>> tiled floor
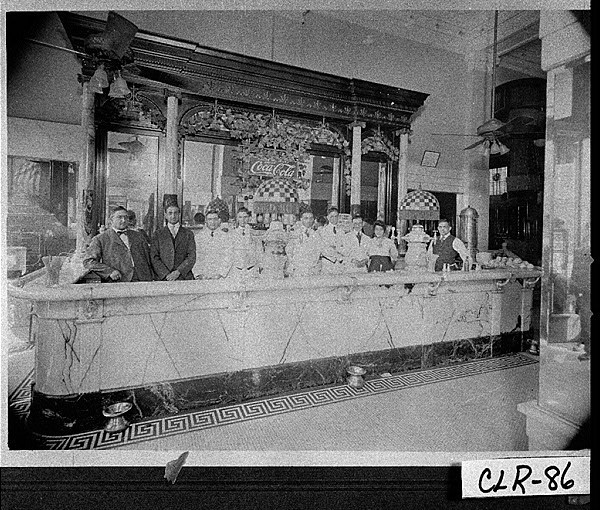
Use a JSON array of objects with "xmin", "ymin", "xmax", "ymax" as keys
[
  {"xmin": 9, "ymin": 350, "xmax": 539, "ymax": 452},
  {"xmin": 106, "ymin": 353, "xmax": 540, "ymax": 452}
]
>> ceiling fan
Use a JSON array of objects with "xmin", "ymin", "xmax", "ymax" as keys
[
  {"xmin": 432, "ymin": 11, "xmax": 544, "ymax": 155},
  {"xmin": 108, "ymin": 136, "xmax": 146, "ymax": 156},
  {"xmin": 83, "ymin": 11, "xmax": 138, "ymax": 60},
  {"xmin": 26, "ymin": 11, "xmax": 138, "ymax": 63}
]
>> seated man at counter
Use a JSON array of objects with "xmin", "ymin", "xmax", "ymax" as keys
[
  {"xmin": 427, "ymin": 218, "xmax": 469, "ymax": 271},
  {"xmin": 286, "ymin": 210, "xmax": 324, "ymax": 276},
  {"xmin": 150, "ymin": 204, "xmax": 196, "ymax": 281},
  {"xmin": 229, "ymin": 207, "xmax": 259, "ymax": 278},
  {"xmin": 193, "ymin": 209, "xmax": 233, "ymax": 279},
  {"xmin": 83, "ymin": 206, "xmax": 154, "ymax": 282},
  {"xmin": 339, "ymin": 214, "xmax": 370, "ymax": 273}
]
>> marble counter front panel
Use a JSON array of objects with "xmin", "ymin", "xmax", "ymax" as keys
[{"xmin": 11, "ymin": 269, "xmax": 541, "ymax": 398}]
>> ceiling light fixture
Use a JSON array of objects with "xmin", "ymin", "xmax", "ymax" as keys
[
  {"xmin": 89, "ymin": 63, "xmax": 109, "ymax": 93},
  {"xmin": 489, "ymin": 139, "xmax": 509, "ymax": 155},
  {"xmin": 108, "ymin": 70, "xmax": 131, "ymax": 98}
]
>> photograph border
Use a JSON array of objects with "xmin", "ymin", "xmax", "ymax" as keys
[{"xmin": 1, "ymin": 3, "xmax": 590, "ymax": 508}]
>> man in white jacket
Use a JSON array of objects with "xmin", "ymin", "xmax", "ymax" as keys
[
  {"xmin": 286, "ymin": 211, "xmax": 324, "ymax": 276},
  {"xmin": 193, "ymin": 210, "xmax": 233, "ymax": 279},
  {"xmin": 319, "ymin": 206, "xmax": 344, "ymax": 274},
  {"xmin": 339, "ymin": 214, "xmax": 370, "ymax": 273}
]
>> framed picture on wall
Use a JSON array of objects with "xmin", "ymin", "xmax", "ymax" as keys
[{"xmin": 421, "ymin": 151, "xmax": 440, "ymax": 168}]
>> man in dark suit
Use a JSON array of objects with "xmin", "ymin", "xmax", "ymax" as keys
[
  {"xmin": 83, "ymin": 206, "xmax": 154, "ymax": 282},
  {"xmin": 151, "ymin": 204, "xmax": 196, "ymax": 281}
]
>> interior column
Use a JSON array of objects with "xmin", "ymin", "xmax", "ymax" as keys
[
  {"xmin": 330, "ymin": 157, "xmax": 340, "ymax": 209},
  {"xmin": 349, "ymin": 121, "xmax": 365, "ymax": 217},
  {"xmin": 163, "ymin": 92, "xmax": 180, "ymax": 209},
  {"xmin": 396, "ymin": 130, "xmax": 409, "ymax": 253},
  {"xmin": 76, "ymin": 81, "xmax": 96, "ymax": 254},
  {"xmin": 376, "ymin": 162, "xmax": 386, "ymax": 221}
]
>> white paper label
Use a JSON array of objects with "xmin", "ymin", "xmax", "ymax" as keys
[{"xmin": 462, "ymin": 456, "xmax": 590, "ymax": 498}]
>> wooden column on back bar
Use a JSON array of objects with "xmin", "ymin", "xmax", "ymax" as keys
[
  {"xmin": 349, "ymin": 121, "xmax": 365, "ymax": 217},
  {"xmin": 164, "ymin": 92, "xmax": 180, "ymax": 206},
  {"xmin": 331, "ymin": 157, "xmax": 340, "ymax": 209},
  {"xmin": 396, "ymin": 130, "xmax": 409, "ymax": 254},
  {"xmin": 76, "ymin": 81, "xmax": 95, "ymax": 254},
  {"xmin": 377, "ymin": 162, "xmax": 386, "ymax": 221}
]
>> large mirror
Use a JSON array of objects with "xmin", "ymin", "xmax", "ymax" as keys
[
  {"xmin": 181, "ymin": 140, "xmax": 238, "ymax": 225},
  {"xmin": 308, "ymin": 155, "xmax": 341, "ymax": 217},
  {"xmin": 182, "ymin": 139, "xmax": 344, "ymax": 224},
  {"xmin": 104, "ymin": 131, "xmax": 160, "ymax": 233}
]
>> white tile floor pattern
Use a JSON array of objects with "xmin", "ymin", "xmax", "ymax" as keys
[
  {"xmin": 109, "ymin": 354, "xmax": 538, "ymax": 452},
  {"xmin": 8, "ymin": 344, "xmax": 538, "ymax": 452}
]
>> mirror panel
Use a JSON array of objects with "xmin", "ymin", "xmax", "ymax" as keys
[{"xmin": 105, "ymin": 131, "xmax": 159, "ymax": 233}]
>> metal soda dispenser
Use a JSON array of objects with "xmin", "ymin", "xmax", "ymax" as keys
[{"xmin": 458, "ymin": 205, "xmax": 479, "ymax": 268}]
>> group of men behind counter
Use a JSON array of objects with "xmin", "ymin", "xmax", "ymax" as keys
[
  {"xmin": 84, "ymin": 204, "xmax": 262, "ymax": 282},
  {"xmin": 83, "ymin": 204, "xmax": 468, "ymax": 282}
]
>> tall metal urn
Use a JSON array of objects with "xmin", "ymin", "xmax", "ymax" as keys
[{"xmin": 458, "ymin": 205, "xmax": 479, "ymax": 263}]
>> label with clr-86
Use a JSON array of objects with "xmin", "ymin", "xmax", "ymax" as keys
[{"xmin": 462, "ymin": 456, "xmax": 590, "ymax": 498}]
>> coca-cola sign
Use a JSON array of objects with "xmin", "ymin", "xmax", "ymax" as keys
[{"xmin": 248, "ymin": 159, "xmax": 297, "ymax": 178}]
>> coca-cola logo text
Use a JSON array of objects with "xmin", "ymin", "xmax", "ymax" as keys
[{"xmin": 249, "ymin": 160, "xmax": 296, "ymax": 178}]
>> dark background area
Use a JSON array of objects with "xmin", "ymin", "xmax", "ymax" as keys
[{"xmin": 1, "ymin": 467, "xmax": 589, "ymax": 509}]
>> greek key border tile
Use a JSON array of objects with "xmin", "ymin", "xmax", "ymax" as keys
[
  {"xmin": 14, "ymin": 354, "xmax": 537, "ymax": 450},
  {"xmin": 8, "ymin": 368, "xmax": 34, "ymax": 420}
]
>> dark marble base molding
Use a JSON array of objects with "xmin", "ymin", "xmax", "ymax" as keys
[{"xmin": 28, "ymin": 331, "xmax": 533, "ymax": 436}]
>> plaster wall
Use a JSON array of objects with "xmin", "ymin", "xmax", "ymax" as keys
[
  {"xmin": 6, "ymin": 118, "xmax": 82, "ymax": 163},
  {"xmin": 6, "ymin": 12, "xmax": 82, "ymax": 125}
]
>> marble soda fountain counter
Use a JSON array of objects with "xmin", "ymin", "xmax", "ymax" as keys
[{"xmin": 9, "ymin": 267, "xmax": 541, "ymax": 435}]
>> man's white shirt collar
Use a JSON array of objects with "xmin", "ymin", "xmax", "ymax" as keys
[{"xmin": 168, "ymin": 223, "xmax": 180, "ymax": 236}]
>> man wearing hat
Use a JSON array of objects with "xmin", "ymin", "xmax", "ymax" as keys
[{"xmin": 83, "ymin": 206, "xmax": 154, "ymax": 282}]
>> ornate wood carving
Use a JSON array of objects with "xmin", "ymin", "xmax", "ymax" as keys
[
  {"xmin": 95, "ymin": 92, "xmax": 166, "ymax": 131},
  {"xmin": 59, "ymin": 12, "xmax": 428, "ymax": 131}
]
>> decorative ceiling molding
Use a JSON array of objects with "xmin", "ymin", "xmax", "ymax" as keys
[{"xmin": 59, "ymin": 12, "xmax": 428, "ymax": 130}]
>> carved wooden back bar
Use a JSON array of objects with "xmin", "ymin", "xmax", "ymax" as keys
[{"xmin": 60, "ymin": 12, "xmax": 428, "ymax": 232}]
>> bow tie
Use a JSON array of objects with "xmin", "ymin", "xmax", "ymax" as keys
[{"xmin": 116, "ymin": 230, "xmax": 127, "ymax": 235}]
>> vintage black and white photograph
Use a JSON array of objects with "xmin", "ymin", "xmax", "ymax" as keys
[{"xmin": 1, "ymin": 3, "xmax": 590, "ymax": 501}]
